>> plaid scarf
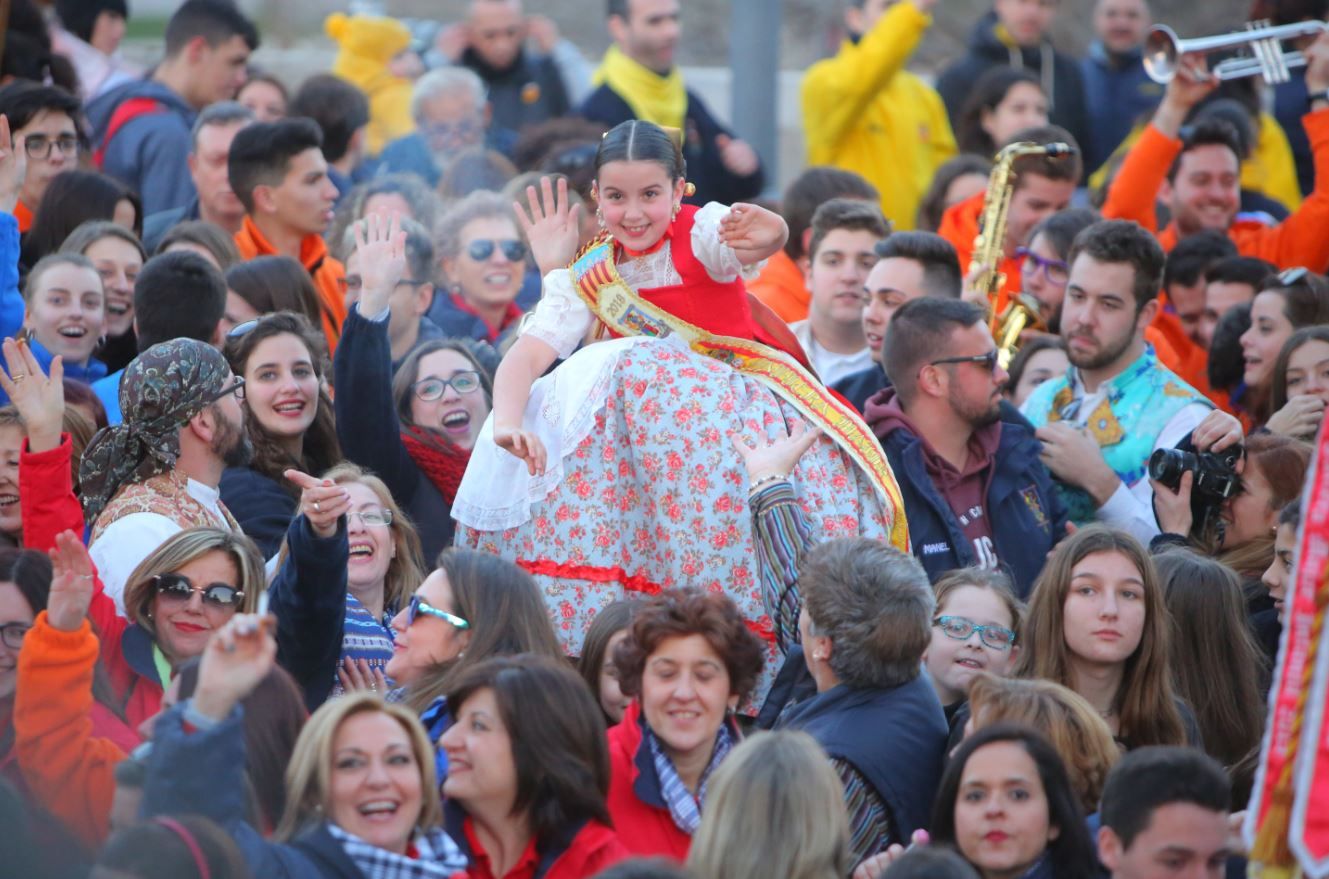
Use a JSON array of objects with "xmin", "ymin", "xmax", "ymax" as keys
[
  {"xmin": 325, "ymin": 823, "xmax": 467, "ymax": 879},
  {"xmin": 647, "ymin": 723, "xmax": 734, "ymax": 835}
]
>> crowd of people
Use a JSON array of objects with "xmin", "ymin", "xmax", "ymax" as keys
[{"xmin": 0, "ymin": 0, "xmax": 1326, "ymax": 877}]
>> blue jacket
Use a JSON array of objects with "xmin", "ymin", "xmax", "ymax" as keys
[
  {"xmin": 867, "ymin": 388, "xmax": 1067, "ymax": 598},
  {"xmin": 269, "ymin": 515, "xmax": 350, "ymax": 710},
  {"xmin": 779, "ymin": 675, "xmax": 948, "ymax": 844},
  {"xmin": 579, "ymin": 84, "xmax": 764, "ymax": 206},
  {"xmin": 1080, "ymin": 41, "xmax": 1164, "ymax": 173},
  {"xmin": 219, "ymin": 466, "xmax": 298, "ymax": 560},
  {"xmin": 1275, "ymin": 71, "xmax": 1314, "ymax": 197},
  {"xmin": 142, "ymin": 701, "xmax": 375, "ymax": 879},
  {"xmin": 375, "ymin": 127, "xmax": 519, "ymax": 188},
  {"xmin": 0, "ymin": 213, "xmax": 25, "ymax": 342},
  {"xmin": 92, "ymin": 369, "xmax": 123, "ymax": 425},
  {"xmin": 333, "ymin": 306, "xmax": 456, "ymax": 563},
  {"xmin": 85, "ymin": 79, "xmax": 198, "ymax": 216}
]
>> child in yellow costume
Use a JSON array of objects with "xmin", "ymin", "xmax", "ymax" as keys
[{"xmin": 325, "ymin": 12, "xmax": 417, "ymax": 157}]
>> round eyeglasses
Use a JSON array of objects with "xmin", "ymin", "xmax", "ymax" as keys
[{"xmin": 413, "ymin": 371, "xmax": 481, "ymax": 401}]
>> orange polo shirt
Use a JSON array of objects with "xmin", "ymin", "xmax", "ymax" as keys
[
  {"xmin": 1103, "ymin": 111, "xmax": 1329, "ymax": 271},
  {"xmin": 748, "ymin": 249, "xmax": 811, "ymax": 323},
  {"xmin": 234, "ymin": 216, "xmax": 347, "ymax": 352}
]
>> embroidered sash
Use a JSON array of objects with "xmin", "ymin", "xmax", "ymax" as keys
[{"xmin": 569, "ymin": 235, "xmax": 909, "ymax": 551}]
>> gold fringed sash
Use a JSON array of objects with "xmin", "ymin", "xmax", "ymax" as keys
[{"xmin": 570, "ymin": 236, "xmax": 910, "ymax": 552}]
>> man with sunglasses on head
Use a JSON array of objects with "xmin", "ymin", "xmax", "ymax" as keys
[
  {"xmin": 1022, "ymin": 220, "xmax": 1242, "ymax": 544},
  {"xmin": 863, "ymin": 296, "xmax": 1066, "ymax": 597}
]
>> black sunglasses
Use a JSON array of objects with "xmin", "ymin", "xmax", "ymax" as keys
[
  {"xmin": 152, "ymin": 573, "xmax": 245, "ymax": 609},
  {"xmin": 929, "ymin": 350, "xmax": 1001, "ymax": 372},
  {"xmin": 467, "ymin": 239, "xmax": 527, "ymax": 262}
]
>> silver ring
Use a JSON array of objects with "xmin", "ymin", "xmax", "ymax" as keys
[{"xmin": 313, "ymin": 501, "xmax": 321, "ymax": 513}]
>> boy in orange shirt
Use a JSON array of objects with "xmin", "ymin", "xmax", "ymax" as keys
[{"xmin": 229, "ymin": 118, "xmax": 346, "ymax": 350}]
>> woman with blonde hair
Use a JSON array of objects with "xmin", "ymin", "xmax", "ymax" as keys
[
  {"xmin": 269, "ymin": 461, "xmax": 426, "ymax": 708},
  {"xmin": 688, "ymin": 731, "xmax": 851, "ymax": 879},
  {"xmin": 1012, "ymin": 525, "xmax": 1196, "ymax": 750},
  {"xmin": 142, "ymin": 613, "xmax": 468, "ymax": 877},
  {"xmin": 965, "ymin": 674, "xmax": 1120, "ymax": 813}
]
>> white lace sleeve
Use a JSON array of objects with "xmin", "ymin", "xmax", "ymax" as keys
[
  {"xmin": 522, "ymin": 269, "xmax": 594, "ymax": 359},
  {"xmin": 691, "ymin": 201, "xmax": 749, "ymax": 282}
]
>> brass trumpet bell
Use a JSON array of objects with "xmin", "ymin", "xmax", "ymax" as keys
[{"xmin": 1144, "ymin": 20, "xmax": 1329, "ymax": 85}]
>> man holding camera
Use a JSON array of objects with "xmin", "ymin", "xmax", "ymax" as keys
[{"xmin": 1022, "ymin": 220, "xmax": 1242, "ymax": 543}]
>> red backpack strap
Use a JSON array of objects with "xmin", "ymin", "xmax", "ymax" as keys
[{"xmin": 93, "ymin": 97, "xmax": 167, "ymax": 170}]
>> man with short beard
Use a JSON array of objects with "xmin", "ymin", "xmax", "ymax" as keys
[
  {"xmin": 82, "ymin": 338, "xmax": 251, "ymax": 612},
  {"xmin": 1022, "ymin": 220, "xmax": 1236, "ymax": 543},
  {"xmin": 864, "ymin": 297, "xmax": 1066, "ymax": 596}
]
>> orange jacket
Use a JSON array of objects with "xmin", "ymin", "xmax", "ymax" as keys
[
  {"xmin": 234, "ymin": 216, "xmax": 347, "ymax": 352},
  {"xmin": 14, "ymin": 201, "xmax": 32, "ymax": 233},
  {"xmin": 14, "ymin": 611, "xmax": 137, "ymax": 850},
  {"xmin": 748, "ymin": 250, "xmax": 810, "ymax": 323},
  {"xmin": 937, "ymin": 191, "xmax": 1022, "ymax": 316},
  {"xmin": 1103, "ymin": 111, "xmax": 1329, "ymax": 271}
]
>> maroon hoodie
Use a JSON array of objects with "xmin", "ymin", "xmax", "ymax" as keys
[{"xmin": 865, "ymin": 388, "xmax": 1004, "ymax": 568}]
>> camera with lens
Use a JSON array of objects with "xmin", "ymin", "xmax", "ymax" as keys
[{"xmin": 1148, "ymin": 438, "xmax": 1243, "ymax": 531}]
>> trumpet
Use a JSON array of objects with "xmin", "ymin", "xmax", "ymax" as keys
[{"xmin": 1144, "ymin": 20, "xmax": 1329, "ymax": 85}]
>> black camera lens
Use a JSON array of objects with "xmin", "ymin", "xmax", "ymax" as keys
[{"xmin": 1148, "ymin": 448, "xmax": 1195, "ymax": 491}]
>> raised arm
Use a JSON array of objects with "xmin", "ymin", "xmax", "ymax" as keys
[
  {"xmin": 800, "ymin": 0, "xmax": 936, "ymax": 153},
  {"xmin": 333, "ymin": 215, "xmax": 420, "ymax": 502},
  {"xmin": 268, "ymin": 469, "xmax": 351, "ymax": 710},
  {"xmin": 734, "ymin": 421, "xmax": 820, "ymax": 653},
  {"xmin": 1102, "ymin": 54, "xmax": 1216, "ymax": 230},
  {"xmin": 14, "ymin": 532, "xmax": 130, "ymax": 850}
]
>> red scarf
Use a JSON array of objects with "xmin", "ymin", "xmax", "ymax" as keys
[{"xmin": 400, "ymin": 427, "xmax": 471, "ymax": 504}]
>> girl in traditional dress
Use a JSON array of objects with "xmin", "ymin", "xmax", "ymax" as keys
[{"xmin": 453, "ymin": 120, "xmax": 906, "ymax": 707}]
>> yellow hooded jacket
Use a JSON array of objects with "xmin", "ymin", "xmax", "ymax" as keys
[
  {"xmin": 801, "ymin": 1, "xmax": 956, "ymax": 231},
  {"xmin": 325, "ymin": 12, "xmax": 415, "ymax": 157}
]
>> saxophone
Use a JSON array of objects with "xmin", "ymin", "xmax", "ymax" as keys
[{"xmin": 971, "ymin": 141, "xmax": 1075, "ymax": 370}]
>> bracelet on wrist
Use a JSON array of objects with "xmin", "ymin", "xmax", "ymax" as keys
[{"xmin": 748, "ymin": 472, "xmax": 788, "ymax": 492}]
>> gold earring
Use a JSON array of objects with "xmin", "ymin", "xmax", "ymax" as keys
[
  {"xmin": 684, "ymin": 182, "xmax": 696, "ymax": 197},
  {"xmin": 671, "ymin": 202, "xmax": 681, "ymax": 220}
]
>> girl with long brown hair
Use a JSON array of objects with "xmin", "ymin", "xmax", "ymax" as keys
[
  {"xmin": 1154, "ymin": 550, "xmax": 1265, "ymax": 802},
  {"xmin": 1012, "ymin": 525, "xmax": 1194, "ymax": 750}
]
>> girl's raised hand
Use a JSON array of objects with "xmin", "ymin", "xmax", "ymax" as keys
[
  {"xmin": 0, "ymin": 337, "xmax": 64, "ymax": 453},
  {"xmin": 717, "ymin": 203, "xmax": 787, "ymax": 254},
  {"xmin": 514, "ymin": 175, "xmax": 582, "ymax": 276}
]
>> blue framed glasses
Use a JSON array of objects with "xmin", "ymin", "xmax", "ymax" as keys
[{"xmin": 933, "ymin": 615, "xmax": 1016, "ymax": 650}]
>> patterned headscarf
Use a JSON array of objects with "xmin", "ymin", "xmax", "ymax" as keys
[{"xmin": 80, "ymin": 339, "xmax": 235, "ymax": 522}]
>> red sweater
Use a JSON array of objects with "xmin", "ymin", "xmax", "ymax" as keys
[
  {"xmin": 605, "ymin": 702, "xmax": 692, "ymax": 861},
  {"xmin": 458, "ymin": 814, "xmax": 628, "ymax": 879},
  {"xmin": 20, "ymin": 435, "xmax": 163, "ymax": 727}
]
